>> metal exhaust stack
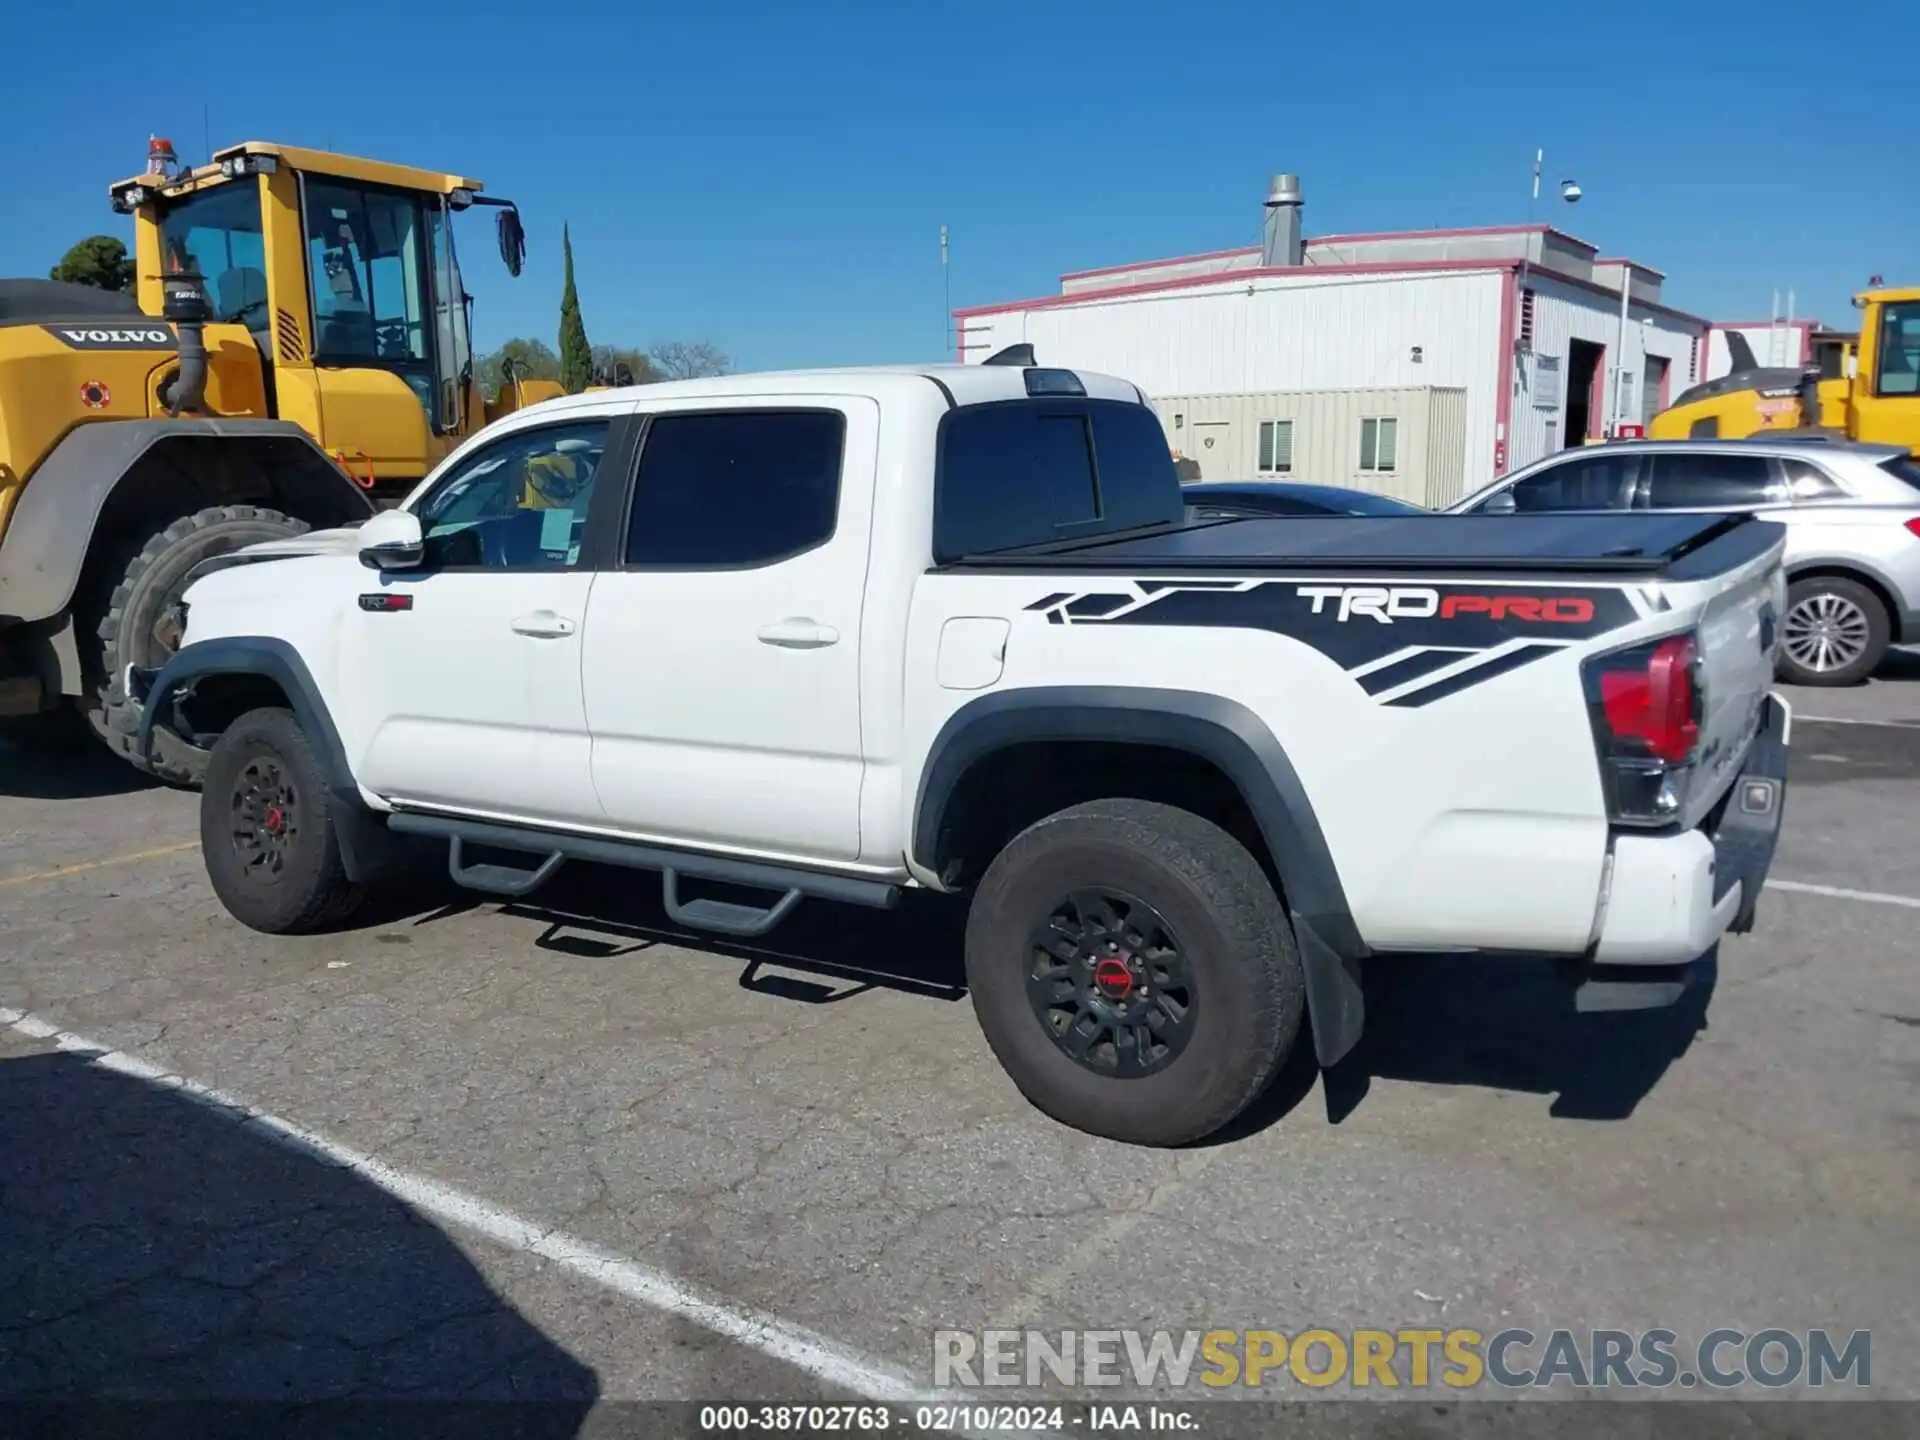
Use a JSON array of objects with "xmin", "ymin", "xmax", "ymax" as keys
[
  {"xmin": 160, "ymin": 269, "xmax": 211, "ymax": 416},
  {"xmin": 1262, "ymin": 173, "xmax": 1303, "ymax": 267}
]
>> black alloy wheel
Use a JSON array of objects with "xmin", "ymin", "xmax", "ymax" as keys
[
  {"xmin": 231, "ymin": 756, "xmax": 300, "ymax": 880},
  {"xmin": 1026, "ymin": 887, "xmax": 1197, "ymax": 1077}
]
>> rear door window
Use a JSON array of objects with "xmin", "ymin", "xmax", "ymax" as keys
[
  {"xmin": 935, "ymin": 399, "xmax": 1183, "ymax": 560},
  {"xmin": 1495, "ymin": 452, "xmax": 1641, "ymax": 512},
  {"xmin": 1643, "ymin": 452, "xmax": 1781, "ymax": 508}
]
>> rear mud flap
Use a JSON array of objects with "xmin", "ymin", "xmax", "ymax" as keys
[{"xmin": 1295, "ymin": 912, "xmax": 1364, "ymax": 1066}]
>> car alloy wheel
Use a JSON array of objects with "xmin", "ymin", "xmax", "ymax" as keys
[
  {"xmin": 231, "ymin": 757, "xmax": 299, "ymax": 880},
  {"xmin": 1025, "ymin": 887, "xmax": 1197, "ymax": 1077},
  {"xmin": 1782, "ymin": 591, "xmax": 1872, "ymax": 675}
]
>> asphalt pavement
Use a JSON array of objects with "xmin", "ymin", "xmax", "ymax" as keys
[{"xmin": 1, "ymin": 655, "xmax": 1915, "ymax": 1432}]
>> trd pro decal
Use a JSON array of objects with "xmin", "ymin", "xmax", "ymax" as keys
[{"xmin": 1025, "ymin": 579, "xmax": 1639, "ymax": 706}]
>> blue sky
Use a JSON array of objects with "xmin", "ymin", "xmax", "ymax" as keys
[{"xmin": 1, "ymin": 0, "xmax": 1906, "ymax": 369}]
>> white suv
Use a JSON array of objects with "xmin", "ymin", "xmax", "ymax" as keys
[{"xmin": 1452, "ymin": 439, "xmax": 1920, "ymax": 685}]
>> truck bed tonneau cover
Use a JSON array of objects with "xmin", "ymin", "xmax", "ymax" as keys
[{"xmin": 950, "ymin": 511, "xmax": 1777, "ymax": 578}]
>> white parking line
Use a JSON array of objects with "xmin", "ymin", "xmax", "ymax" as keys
[
  {"xmin": 1795, "ymin": 715, "xmax": 1920, "ymax": 729},
  {"xmin": 0, "ymin": 1005, "xmax": 960, "ymax": 1416},
  {"xmin": 1769, "ymin": 880, "xmax": 1920, "ymax": 910}
]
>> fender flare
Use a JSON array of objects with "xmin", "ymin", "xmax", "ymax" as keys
[
  {"xmin": 141, "ymin": 636, "xmax": 402, "ymax": 883},
  {"xmin": 913, "ymin": 686, "xmax": 1366, "ymax": 1066},
  {"xmin": 0, "ymin": 418, "xmax": 374, "ymax": 626}
]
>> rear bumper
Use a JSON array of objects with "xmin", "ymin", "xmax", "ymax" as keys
[{"xmin": 1589, "ymin": 692, "xmax": 1790, "ymax": 973}]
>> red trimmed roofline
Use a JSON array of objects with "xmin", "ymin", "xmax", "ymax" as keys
[
  {"xmin": 1594, "ymin": 256, "xmax": 1668, "ymax": 278},
  {"xmin": 1528, "ymin": 267, "xmax": 1709, "ymax": 328},
  {"xmin": 1309, "ymin": 221, "xmax": 1598, "ymax": 250},
  {"xmin": 1056, "ymin": 223, "xmax": 1603, "ymax": 285},
  {"xmin": 956, "ymin": 257, "xmax": 1521, "ymax": 319},
  {"xmin": 1060, "ymin": 244, "xmax": 1259, "ymax": 282}
]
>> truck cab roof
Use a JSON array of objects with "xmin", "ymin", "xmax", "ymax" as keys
[{"xmin": 516, "ymin": 364, "xmax": 1149, "ymax": 420}]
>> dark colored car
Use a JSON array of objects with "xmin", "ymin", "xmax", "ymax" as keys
[{"xmin": 1182, "ymin": 481, "xmax": 1427, "ymax": 519}]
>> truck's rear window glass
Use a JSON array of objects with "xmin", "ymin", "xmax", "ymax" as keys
[
  {"xmin": 626, "ymin": 410, "xmax": 843, "ymax": 567},
  {"xmin": 935, "ymin": 399, "xmax": 1182, "ymax": 561}
]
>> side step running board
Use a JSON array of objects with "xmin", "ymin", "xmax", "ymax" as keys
[
  {"xmin": 663, "ymin": 868, "xmax": 801, "ymax": 938},
  {"xmin": 448, "ymin": 835, "xmax": 566, "ymax": 898},
  {"xmin": 387, "ymin": 811, "xmax": 899, "ymax": 937}
]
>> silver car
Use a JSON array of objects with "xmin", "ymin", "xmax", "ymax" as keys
[{"xmin": 1450, "ymin": 439, "xmax": 1920, "ymax": 685}]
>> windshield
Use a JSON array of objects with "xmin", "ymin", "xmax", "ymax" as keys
[{"xmin": 155, "ymin": 181, "xmax": 268, "ymax": 326}]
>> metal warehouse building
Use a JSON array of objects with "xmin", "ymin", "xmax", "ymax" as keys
[{"xmin": 955, "ymin": 176, "xmax": 1710, "ymax": 505}]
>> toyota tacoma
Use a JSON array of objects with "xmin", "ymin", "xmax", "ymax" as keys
[{"xmin": 128, "ymin": 358, "xmax": 1792, "ymax": 1145}]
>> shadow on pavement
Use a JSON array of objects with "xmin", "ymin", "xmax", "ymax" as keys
[
  {"xmin": 492, "ymin": 864, "xmax": 971, "ymax": 1003},
  {"xmin": 0, "ymin": 1045, "xmax": 598, "ymax": 1432},
  {"xmin": 1872, "ymin": 646, "xmax": 1920, "ymax": 683},
  {"xmin": 0, "ymin": 733, "xmax": 162, "ymax": 800},
  {"xmin": 453, "ymin": 861, "xmax": 1709, "ymax": 1138},
  {"xmin": 1333, "ymin": 948, "xmax": 1714, "ymax": 1124}
]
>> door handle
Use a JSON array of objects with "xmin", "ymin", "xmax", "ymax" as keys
[
  {"xmin": 510, "ymin": 611, "xmax": 576, "ymax": 638},
  {"xmin": 756, "ymin": 619, "xmax": 839, "ymax": 649}
]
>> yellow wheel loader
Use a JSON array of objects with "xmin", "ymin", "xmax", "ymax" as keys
[
  {"xmin": 1650, "ymin": 287, "xmax": 1920, "ymax": 455},
  {"xmin": 0, "ymin": 137, "xmax": 563, "ymax": 780}
]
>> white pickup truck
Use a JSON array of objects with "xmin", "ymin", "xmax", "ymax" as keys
[{"xmin": 131, "ymin": 360, "xmax": 1792, "ymax": 1146}]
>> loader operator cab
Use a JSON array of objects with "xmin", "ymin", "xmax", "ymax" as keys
[
  {"xmin": 111, "ymin": 140, "xmax": 533, "ymax": 495},
  {"xmin": 0, "ymin": 137, "xmax": 552, "ymax": 776}
]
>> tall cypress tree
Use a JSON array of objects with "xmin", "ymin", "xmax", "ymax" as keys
[{"xmin": 558, "ymin": 224, "xmax": 593, "ymax": 394}]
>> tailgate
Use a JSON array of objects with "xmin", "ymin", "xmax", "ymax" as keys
[{"xmin": 1674, "ymin": 529, "xmax": 1788, "ymax": 828}]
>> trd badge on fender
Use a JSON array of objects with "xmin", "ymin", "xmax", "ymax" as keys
[{"xmin": 358, "ymin": 593, "xmax": 413, "ymax": 612}]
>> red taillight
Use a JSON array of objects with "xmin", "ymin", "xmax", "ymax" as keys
[
  {"xmin": 1598, "ymin": 636, "xmax": 1699, "ymax": 764},
  {"xmin": 1904, "ymin": 517, "xmax": 1920, "ymax": 541}
]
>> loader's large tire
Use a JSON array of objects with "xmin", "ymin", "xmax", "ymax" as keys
[
  {"xmin": 965, "ymin": 798, "xmax": 1306, "ymax": 1147},
  {"xmin": 79, "ymin": 505, "xmax": 308, "ymax": 784}
]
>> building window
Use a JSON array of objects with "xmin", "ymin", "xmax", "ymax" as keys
[
  {"xmin": 1257, "ymin": 420, "xmax": 1294, "ymax": 474},
  {"xmin": 1359, "ymin": 416, "xmax": 1398, "ymax": 474}
]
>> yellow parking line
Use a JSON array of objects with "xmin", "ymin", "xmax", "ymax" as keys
[{"xmin": 0, "ymin": 840, "xmax": 199, "ymax": 890}]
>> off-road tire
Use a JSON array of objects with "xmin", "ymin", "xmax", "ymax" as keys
[
  {"xmin": 1777, "ymin": 575, "xmax": 1890, "ymax": 688},
  {"xmin": 201, "ymin": 707, "xmax": 366, "ymax": 934},
  {"xmin": 81, "ymin": 505, "xmax": 309, "ymax": 783},
  {"xmin": 965, "ymin": 798, "xmax": 1306, "ymax": 1146}
]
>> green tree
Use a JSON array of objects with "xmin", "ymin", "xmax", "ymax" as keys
[
  {"xmin": 557, "ymin": 224, "xmax": 593, "ymax": 395},
  {"xmin": 475, "ymin": 337, "xmax": 561, "ymax": 399},
  {"xmin": 50, "ymin": 235, "xmax": 133, "ymax": 292}
]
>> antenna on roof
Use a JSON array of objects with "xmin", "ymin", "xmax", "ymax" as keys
[{"xmin": 984, "ymin": 343, "xmax": 1035, "ymax": 366}]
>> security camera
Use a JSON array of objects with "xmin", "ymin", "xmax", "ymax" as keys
[{"xmin": 1560, "ymin": 180, "xmax": 1583, "ymax": 203}]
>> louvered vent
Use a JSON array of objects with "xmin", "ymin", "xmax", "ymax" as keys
[{"xmin": 275, "ymin": 308, "xmax": 304, "ymax": 363}]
